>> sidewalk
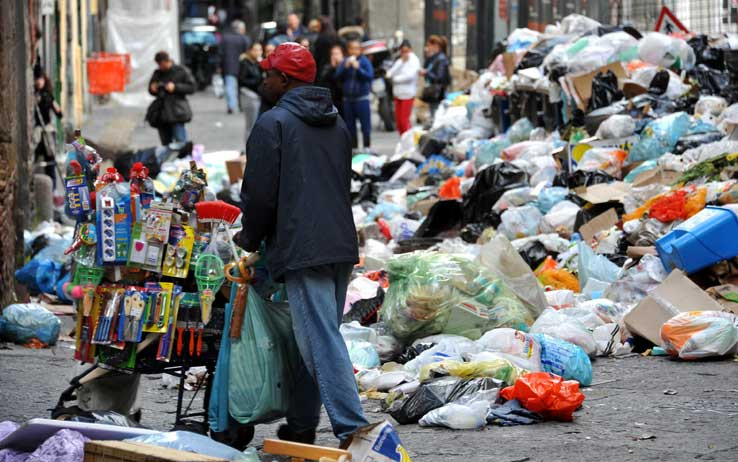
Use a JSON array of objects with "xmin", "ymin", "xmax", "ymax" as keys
[{"xmin": 82, "ymin": 91, "xmax": 400, "ymax": 156}]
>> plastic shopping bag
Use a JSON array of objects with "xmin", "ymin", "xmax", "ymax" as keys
[
  {"xmin": 530, "ymin": 308, "xmax": 597, "ymax": 356},
  {"xmin": 212, "ymin": 74, "xmax": 224, "ymax": 98},
  {"xmin": 500, "ymin": 372, "xmax": 585, "ymax": 421},
  {"xmin": 228, "ymin": 289, "xmax": 302, "ymax": 425},
  {"xmin": 660, "ymin": 311, "xmax": 738, "ymax": 360},
  {"xmin": 533, "ymin": 333, "xmax": 593, "ymax": 386}
]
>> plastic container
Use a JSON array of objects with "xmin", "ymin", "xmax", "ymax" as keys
[{"xmin": 656, "ymin": 206, "xmax": 738, "ymax": 274}]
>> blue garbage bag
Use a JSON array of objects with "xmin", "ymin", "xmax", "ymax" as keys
[
  {"xmin": 0, "ymin": 303, "xmax": 61, "ymax": 345},
  {"xmin": 628, "ymin": 112, "xmax": 690, "ymax": 163}
]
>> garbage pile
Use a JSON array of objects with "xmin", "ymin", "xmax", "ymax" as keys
[{"xmin": 341, "ymin": 13, "xmax": 738, "ymax": 429}]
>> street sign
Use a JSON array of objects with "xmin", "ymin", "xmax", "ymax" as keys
[
  {"xmin": 654, "ymin": 6, "xmax": 689, "ymax": 35},
  {"xmin": 40, "ymin": 0, "xmax": 54, "ymax": 16}
]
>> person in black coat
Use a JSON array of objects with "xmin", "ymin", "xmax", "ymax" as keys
[
  {"xmin": 238, "ymin": 42, "xmax": 263, "ymax": 146},
  {"xmin": 236, "ymin": 43, "xmax": 369, "ymax": 446},
  {"xmin": 147, "ymin": 51, "xmax": 196, "ymax": 145},
  {"xmin": 315, "ymin": 43, "xmax": 345, "ymax": 116},
  {"xmin": 32, "ymin": 65, "xmax": 62, "ymax": 186}
]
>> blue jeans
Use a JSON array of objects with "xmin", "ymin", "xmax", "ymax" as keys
[
  {"xmin": 343, "ymin": 98, "xmax": 372, "ymax": 148},
  {"xmin": 225, "ymin": 75, "xmax": 239, "ymax": 111},
  {"xmin": 157, "ymin": 123, "xmax": 187, "ymax": 145},
  {"xmin": 284, "ymin": 263, "xmax": 369, "ymax": 441}
]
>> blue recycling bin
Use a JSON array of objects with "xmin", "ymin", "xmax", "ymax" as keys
[{"xmin": 656, "ymin": 206, "xmax": 738, "ymax": 274}]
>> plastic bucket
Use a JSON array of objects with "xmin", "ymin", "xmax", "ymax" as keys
[{"xmin": 656, "ymin": 206, "xmax": 738, "ymax": 274}]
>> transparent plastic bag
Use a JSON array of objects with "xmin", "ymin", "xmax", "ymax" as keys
[
  {"xmin": 595, "ymin": 114, "xmax": 635, "ymax": 139},
  {"xmin": 474, "ymin": 328, "xmax": 542, "ymax": 372},
  {"xmin": 346, "ymin": 340, "xmax": 381, "ymax": 369},
  {"xmin": 498, "ymin": 205, "xmax": 542, "ymax": 239},
  {"xmin": 628, "ymin": 111, "xmax": 691, "ymax": 163},
  {"xmin": 530, "ymin": 308, "xmax": 597, "ymax": 357},
  {"xmin": 541, "ymin": 200, "xmax": 580, "ymax": 235},
  {"xmin": 508, "ymin": 118, "xmax": 534, "ymax": 143},
  {"xmin": 638, "ymin": 32, "xmax": 695, "ymax": 70},
  {"xmin": 419, "ymin": 359, "xmax": 523, "ymax": 385},
  {"xmin": 0, "ymin": 303, "xmax": 61, "ymax": 345},
  {"xmin": 418, "ymin": 401, "xmax": 489, "ymax": 429},
  {"xmin": 532, "ymin": 333, "xmax": 593, "ymax": 386},
  {"xmin": 660, "ymin": 311, "xmax": 738, "ymax": 360},
  {"xmin": 576, "ymin": 148, "xmax": 627, "ymax": 178},
  {"xmin": 577, "ymin": 241, "xmax": 620, "ymax": 288},
  {"xmin": 127, "ymin": 431, "xmax": 245, "ymax": 460},
  {"xmin": 473, "ymin": 136, "xmax": 512, "ymax": 169},
  {"xmin": 228, "ymin": 289, "xmax": 301, "ymax": 425},
  {"xmin": 537, "ymin": 187, "xmax": 569, "ymax": 214},
  {"xmin": 492, "ymin": 187, "xmax": 533, "ymax": 212},
  {"xmin": 560, "ymin": 13, "xmax": 601, "ymax": 35},
  {"xmin": 478, "ymin": 234, "xmax": 547, "ymax": 317},
  {"xmin": 381, "ymin": 252, "xmax": 463, "ymax": 341}
]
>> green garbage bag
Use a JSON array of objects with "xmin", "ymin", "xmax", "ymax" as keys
[{"xmin": 228, "ymin": 288, "xmax": 301, "ymax": 425}]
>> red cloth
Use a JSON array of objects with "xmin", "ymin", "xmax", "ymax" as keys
[
  {"xmin": 394, "ymin": 97, "xmax": 414, "ymax": 135},
  {"xmin": 260, "ymin": 42, "xmax": 317, "ymax": 83}
]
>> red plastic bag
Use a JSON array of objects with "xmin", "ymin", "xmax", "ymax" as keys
[
  {"xmin": 649, "ymin": 190, "xmax": 687, "ymax": 222},
  {"xmin": 500, "ymin": 372, "xmax": 585, "ymax": 421},
  {"xmin": 438, "ymin": 176, "xmax": 461, "ymax": 199}
]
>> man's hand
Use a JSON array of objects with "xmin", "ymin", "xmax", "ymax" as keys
[
  {"xmin": 165, "ymin": 82, "xmax": 175, "ymax": 93},
  {"xmin": 150, "ymin": 82, "xmax": 159, "ymax": 93},
  {"xmin": 419, "ymin": 69, "xmax": 427, "ymax": 76}
]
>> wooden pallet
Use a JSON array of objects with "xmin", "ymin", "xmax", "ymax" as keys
[
  {"xmin": 84, "ymin": 440, "xmax": 228, "ymax": 462},
  {"xmin": 262, "ymin": 438, "xmax": 352, "ymax": 462}
]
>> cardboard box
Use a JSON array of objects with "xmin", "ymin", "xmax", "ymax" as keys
[
  {"xmin": 706, "ymin": 284, "xmax": 738, "ymax": 315},
  {"xmin": 84, "ymin": 441, "xmax": 228, "ymax": 462},
  {"xmin": 566, "ymin": 62, "xmax": 627, "ymax": 110},
  {"xmin": 579, "ymin": 208, "xmax": 618, "ymax": 242},
  {"xmin": 224, "ymin": 156, "xmax": 246, "ymax": 184},
  {"xmin": 624, "ymin": 270, "xmax": 725, "ymax": 345},
  {"xmin": 575, "ymin": 181, "xmax": 631, "ymax": 205},
  {"xmin": 631, "ymin": 167, "xmax": 680, "ymax": 188}
]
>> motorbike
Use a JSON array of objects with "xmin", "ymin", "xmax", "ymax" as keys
[{"xmin": 181, "ymin": 18, "xmax": 220, "ymax": 90}]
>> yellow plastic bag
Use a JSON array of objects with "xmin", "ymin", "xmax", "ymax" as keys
[{"xmin": 419, "ymin": 359, "xmax": 523, "ymax": 385}]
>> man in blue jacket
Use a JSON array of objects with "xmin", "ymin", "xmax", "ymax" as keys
[
  {"xmin": 335, "ymin": 39, "xmax": 373, "ymax": 148},
  {"xmin": 237, "ymin": 43, "xmax": 369, "ymax": 446}
]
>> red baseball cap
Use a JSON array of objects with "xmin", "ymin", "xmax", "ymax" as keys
[{"xmin": 260, "ymin": 42, "xmax": 316, "ymax": 83}]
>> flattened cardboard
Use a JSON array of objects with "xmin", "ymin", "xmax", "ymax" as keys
[
  {"xmin": 624, "ymin": 270, "xmax": 724, "ymax": 345},
  {"xmin": 503, "ymin": 52, "xmax": 517, "ymax": 78},
  {"xmin": 225, "ymin": 156, "xmax": 246, "ymax": 184},
  {"xmin": 575, "ymin": 181, "xmax": 631, "ymax": 204},
  {"xmin": 579, "ymin": 208, "xmax": 618, "ymax": 242},
  {"xmin": 631, "ymin": 167, "xmax": 680, "ymax": 188},
  {"xmin": 706, "ymin": 284, "xmax": 738, "ymax": 315}
]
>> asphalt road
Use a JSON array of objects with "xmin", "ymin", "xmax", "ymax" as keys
[{"xmin": 2, "ymin": 92, "xmax": 738, "ymax": 461}]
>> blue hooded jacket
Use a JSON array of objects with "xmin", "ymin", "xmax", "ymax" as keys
[
  {"xmin": 334, "ymin": 55, "xmax": 374, "ymax": 100},
  {"xmin": 239, "ymin": 86, "xmax": 358, "ymax": 280}
]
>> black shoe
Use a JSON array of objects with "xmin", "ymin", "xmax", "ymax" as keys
[
  {"xmin": 277, "ymin": 424, "xmax": 316, "ymax": 445},
  {"xmin": 227, "ymin": 108, "xmax": 233, "ymax": 114}
]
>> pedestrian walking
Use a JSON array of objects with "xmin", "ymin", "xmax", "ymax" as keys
[
  {"xmin": 312, "ymin": 16, "xmax": 340, "ymax": 73},
  {"xmin": 146, "ymin": 51, "xmax": 196, "ymax": 145},
  {"xmin": 387, "ymin": 40, "xmax": 421, "ymax": 134},
  {"xmin": 32, "ymin": 65, "xmax": 62, "ymax": 187},
  {"xmin": 237, "ymin": 42, "xmax": 370, "ymax": 447},
  {"xmin": 238, "ymin": 42, "xmax": 263, "ymax": 146},
  {"xmin": 420, "ymin": 34, "xmax": 451, "ymax": 118},
  {"xmin": 286, "ymin": 12, "xmax": 308, "ymax": 40},
  {"xmin": 220, "ymin": 20, "xmax": 251, "ymax": 114},
  {"xmin": 335, "ymin": 39, "xmax": 373, "ymax": 148},
  {"xmin": 316, "ymin": 44, "xmax": 345, "ymax": 116}
]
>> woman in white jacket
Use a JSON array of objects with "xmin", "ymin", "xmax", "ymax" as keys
[{"xmin": 387, "ymin": 40, "xmax": 421, "ymax": 135}]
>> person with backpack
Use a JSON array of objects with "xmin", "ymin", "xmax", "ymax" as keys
[{"xmin": 420, "ymin": 34, "xmax": 450, "ymax": 118}]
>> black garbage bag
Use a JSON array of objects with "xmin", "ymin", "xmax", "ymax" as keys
[
  {"xmin": 462, "ymin": 163, "xmax": 529, "ymax": 225},
  {"xmin": 389, "ymin": 376, "xmax": 460, "ymax": 424},
  {"xmin": 414, "ymin": 200, "xmax": 463, "ymax": 238},
  {"xmin": 555, "ymin": 169, "xmax": 615, "ymax": 189},
  {"xmin": 352, "ymin": 180, "xmax": 378, "ymax": 204},
  {"xmin": 379, "ymin": 158, "xmax": 421, "ymax": 182},
  {"xmin": 396, "ymin": 342, "xmax": 436, "ymax": 364},
  {"xmin": 688, "ymin": 64, "xmax": 731, "ymax": 97},
  {"xmin": 488, "ymin": 399, "xmax": 543, "ymax": 426},
  {"xmin": 648, "ymin": 69, "xmax": 670, "ymax": 96},
  {"xmin": 674, "ymin": 131, "xmax": 725, "ymax": 155},
  {"xmin": 689, "ymin": 35, "xmax": 725, "ymax": 70},
  {"xmin": 518, "ymin": 241, "xmax": 551, "ymax": 270},
  {"xmin": 447, "ymin": 377, "xmax": 504, "ymax": 401},
  {"xmin": 343, "ymin": 287, "xmax": 385, "ymax": 326},
  {"xmin": 418, "ymin": 134, "xmax": 447, "ymax": 157},
  {"xmin": 589, "ymin": 70, "xmax": 623, "ymax": 111},
  {"xmin": 460, "ymin": 223, "xmax": 485, "ymax": 243}
]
